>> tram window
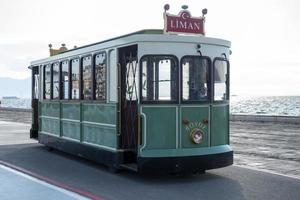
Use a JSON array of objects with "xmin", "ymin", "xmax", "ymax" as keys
[
  {"xmin": 182, "ymin": 57, "xmax": 210, "ymax": 101},
  {"xmin": 95, "ymin": 53, "xmax": 106, "ymax": 100},
  {"xmin": 34, "ymin": 74, "xmax": 39, "ymax": 99},
  {"xmin": 44, "ymin": 64, "xmax": 51, "ymax": 99},
  {"xmin": 82, "ymin": 56, "xmax": 92, "ymax": 100},
  {"xmin": 214, "ymin": 59, "xmax": 229, "ymax": 101},
  {"xmin": 71, "ymin": 59, "xmax": 80, "ymax": 100},
  {"xmin": 126, "ymin": 58, "xmax": 138, "ymax": 101},
  {"xmin": 61, "ymin": 60, "xmax": 69, "ymax": 99},
  {"xmin": 52, "ymin": 63, "xmax": 60, "ymax": 99},
  {"xmin": 141, "ymin": 55, "xmax": 178, "ymax": 102}
]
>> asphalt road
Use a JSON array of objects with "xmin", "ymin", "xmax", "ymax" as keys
[{"xmin": 0, "ymin": 121, "xmax": 299, "ymax": 200}]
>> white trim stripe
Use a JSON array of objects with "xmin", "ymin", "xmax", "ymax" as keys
[{"xmin": 82, "ymin": 121, "xmax": 116, "ymax": 128}]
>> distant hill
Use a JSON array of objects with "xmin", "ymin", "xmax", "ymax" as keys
[{"xmin": 0, "ymin": 77, "xmax": 31, "ymax": 98}]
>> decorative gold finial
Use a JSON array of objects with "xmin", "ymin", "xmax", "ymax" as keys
[{"xmin": 49, "ymin": 43, "xmax": 68, "ymax": 56}]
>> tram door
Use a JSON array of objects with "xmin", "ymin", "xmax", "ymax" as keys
[
  {"xmin": 30, "ymin": 66, "xmax": 39, "ymax": 139},
  {"xmin": 118, "ymin": 45, "xmax": 138, "ymax": 152}
]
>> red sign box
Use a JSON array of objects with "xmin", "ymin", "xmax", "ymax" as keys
[{"xmin": 164, "ymin": 10, "xmax": 205, "ymax": 35}]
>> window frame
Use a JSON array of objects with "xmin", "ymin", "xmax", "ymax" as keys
[
  {"xmin": 139, "ymin": 54, "xmax": 179, "ymax": 104},
  {"xmin": 70, "ymin": 57, "xmax": 81, "ymax": 100},
  {"xmin": 213, "ymin": 57, "xmax": 230, "ymax": 103},
  {"xmin": 180, "ymin": 55, "xmax": 212, "ymax": 104},
  {"xmin": 43, "ymin": 63, "xmax": 52, "ymax": 100},
  {"xmin": 52, "ymin": 62, "xmax": 60, "ymax": 100},
  {"xmin": 60, "ymin": 59, "xmax": 70, "ymax": 100},
  {"xmin": 81, "ymin": 54, "xmax": 93, "ymax": 101},
  {"xmin": 93, "ymin": 51, "xmax": 107, "ymax": 101}
]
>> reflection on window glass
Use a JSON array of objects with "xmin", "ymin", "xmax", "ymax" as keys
[
  {"xmin": 95, "ymin": 53, "xmax": 106, "ymax": 100},
  {"xmin": 71, "ymin": 59, "xmax": 80, "ymax": 99},
  {"xmin": 34, "ymin": 74, "xmax": 39, "ymax": 99},
  {"xmin": 126, "ymin": 58, "xmax": 138, "ymax": 101},
  {"xmin": 182, "ymin": 57, "xmax": 209, "ymax": 101},
  {"xmin": 214, "ymin": 60, "xmax": 228, "ymax": 101},
  {"xmin": 141, "ymin": 56, "xmax": 178, "ymax": 102},
  {"xmin": 141, "ymin": 61, "xmax": 147, "ymax": 99},
  {"xmin": 52, "ymin": 63, "xmax": 60, "ymax": 99},
  {"xmin": 44, "ymin": 64, "xmax": 51, "ymax": 99},
  {"xmin": 62, "ymin": 61, "xmax": 69, "ymax": 99},
  {"xmin": 82, "ymin": 56, "xmax": 92, "ymax": 100}
]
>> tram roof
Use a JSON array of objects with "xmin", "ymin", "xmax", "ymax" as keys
[{"xmin": 30, "ymin": 29, "xmax": 231, "ymax": 66}]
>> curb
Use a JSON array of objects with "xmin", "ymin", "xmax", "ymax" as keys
[
  {"xmin": 0, "ymin": 107, "xmax": 31, "ymax": 112},
  {"xmin": 230, "ymin": 114, "xmax": 300, "ymax": 124}
]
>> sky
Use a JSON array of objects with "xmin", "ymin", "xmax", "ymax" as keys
[{"xmin": 0, "ymin": 0, "xmax": 299, "ymax": 96}]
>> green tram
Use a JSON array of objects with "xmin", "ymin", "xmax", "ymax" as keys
[{"xmin": 29, "ymin": 29, "xmax": 233, "ymax": 173}]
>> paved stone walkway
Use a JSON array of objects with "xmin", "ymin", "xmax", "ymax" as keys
[{"xmin": 231, "ymin": 121, "xmax": 300, "ymax": 178}]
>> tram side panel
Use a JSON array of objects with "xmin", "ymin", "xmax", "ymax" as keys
[
  {"xmin": 210, "ymin": 104, "xmax": 230, "ymax": 146},
  {"xmin": 36, "ymin": 47, "xmax": 121, "ymax": 168}
]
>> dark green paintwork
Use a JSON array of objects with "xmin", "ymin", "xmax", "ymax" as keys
[
  {"xmin": 39, "ymin": 100, "xmax": 229, "ymax": 156},
  {"xmin": 210, "ymin": 104, "xmax": 229, "ymax": 146},
  {"xmin": 81, "ymin": 103, "xmax": 116, "ymax": 147},
  {"xmin": 82, "ymin": 124, "xmax": 116, "ymax": 148},
  {"xmin": 180, "ymin": 106, "xmax": 209, "ymax": 148},
  {"xmin": 82, "ymin": 104, "xmax": 116, "ymax": 124},
  {"xmin": 41, "ymin": 118, "xmax": 60, "ymax": 136},
  {"xmin": 141, "ymin": 106, "xmax": 177, "ymax": 150},
  {"xmin": 61, "ymin": 121, "xmax": 81, "ymax": 140},
  {"xmin": 139, "ymin": 104, "xmax": 229, "ymax": 157},
  {"xmin": 40, "ymin": 101, "xmax": 60, "ymax": 136},
  {"xmin": 62, "ymin": 102, "xmax": 80, "ymax": 120},
  {"xmin": 40, "ymin": 101, "xmax": 60, "ymax": 118},
  {"xmin": 39, "ymin": 102, "xmax": 117, "ymax": 149}
]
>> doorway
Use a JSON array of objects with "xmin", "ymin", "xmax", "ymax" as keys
[
  {"xmin": 30, "ymin": 66, "xmax": 39, "ymax": 139},
  {"xmin": 118, "ymin": 45, "xmax": 139, "ymax": 152}
]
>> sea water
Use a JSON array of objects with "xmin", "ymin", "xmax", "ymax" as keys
[
  {"xmin": 230, "ymin": 96, "xmax": 300, "ymax": 116},
  {"xmin": 1, "ymin": 96, "xmax": 300, "ymax": 116},
  {"xmin": 0, "ymin": 98, "xmax": 31, "ymax": 109}
]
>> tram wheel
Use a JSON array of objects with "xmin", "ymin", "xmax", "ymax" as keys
[
  {"xmin": 46, "ymin": 146, "xmax": 54, "ymax": 152},
  {"xmin": 108, "ymin": 166, "xmax": 121, "ymax": 174}
]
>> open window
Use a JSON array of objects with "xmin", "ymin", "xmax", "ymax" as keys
[
  {"xmin": 181, "ymin": 56, "xmax": 211, "ymax": 103},
  {"xmin": 140, "ymin": 55, "xmax": 178, "ymax": 103},
  {"xmin": 213, "ymin": 58, "xmax": 229, "ymax": 101}
]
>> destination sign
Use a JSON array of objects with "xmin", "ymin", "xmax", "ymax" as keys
[{"xmin": 163, "ymin": 5, "xmax": 206, "ymax": 35}]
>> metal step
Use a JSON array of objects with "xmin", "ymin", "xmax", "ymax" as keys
[{"xmin": 120, "ymin": 163, "xmax": 138, "ymax": 172}]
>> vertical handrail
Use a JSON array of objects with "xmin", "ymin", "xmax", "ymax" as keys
[
  {"xmin": 139, "ymin": 111, "xmax": 147, "ymax": 152},
  {"xmin": 117, "ymin": 63, "xmax": 122, "ymax": 137}
]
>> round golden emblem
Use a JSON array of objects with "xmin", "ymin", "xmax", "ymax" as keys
[{"xmin": 190, "ymin": 128, "xmax": 203, "ymax": 144}]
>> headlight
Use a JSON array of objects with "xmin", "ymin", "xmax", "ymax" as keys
[{"xmin": 190, "ymin": 128, "xmax": 203, "ymax": 144}]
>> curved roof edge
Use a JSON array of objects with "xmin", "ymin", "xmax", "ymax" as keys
[{"xmin": 30, "ymin": 29, "xmax": 231, "ymax": 65}]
